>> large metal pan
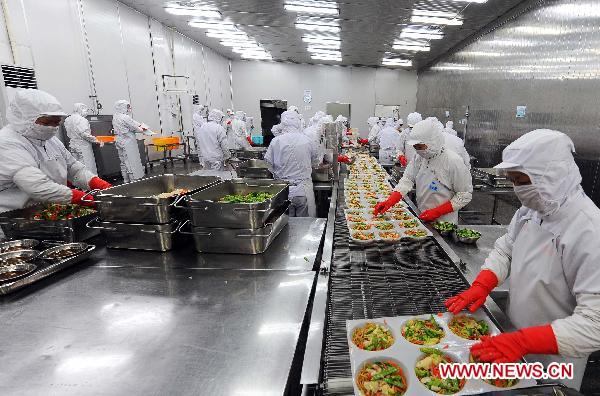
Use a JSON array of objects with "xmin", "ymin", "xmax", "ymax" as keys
[
  {"xmin": 87, "ymin": 218, "xmax": 178, "ymax": 252},
  {"xmin": 181, "ymin": 179, "xmax": 289, "ymax": 229},
  {"xmin": 236, "ymin": 159, "xmax": 273, "ymax": 179},
  {"xmin": 38, "ymin": 243, "xmax": 90, "ymax": 261},
  {"xmin": 0, "ymin": 205, "xmax": 99, "ymax": 242},
  {"xmin": 234, "ymin": 147, "xmax": 267, "ymax": 160},
  {"xmin": 85, "ymin": 174, "xmax": 220, "ymax": 224},
  {"xmin": 0, "ymin": 239, "xmax": 39, "ymax": 253},
  {"xmin": 0, "ymin": 250, "xmax": 39, "ymax": 265},
  {"xmin": 179, "ymin": 201, "xmax": 290, "ymax": 254}
]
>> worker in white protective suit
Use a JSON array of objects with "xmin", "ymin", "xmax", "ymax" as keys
[
  {"xmin": 303, "ymin": 113, "xmax": 329, "ymax": 163},
  {"xmin": 64, "ymin": 103, "xmax": 102, "ymax": 175},
  {"xmin": 0, "ymin": 89, "xmax": 112, "ymax": 214},
  {"xmin": 192, "ymin": 105, "xmax": 208, "ymax": 131},
  {"xmin": 397, "ymin": 112, "xmax": 422, "ymax": 166},
  {"xmin": 231, "ymin": 111, "xmax": 252, "ymax": 150},
  {"xmin": 288, "ymin": 105, "xmax": 305, "ymax": 130},
  {"xmin": 112, "ymin": 100, "xmax": 151, "ymax": 183},
  {"xmin": 194, "ymin": 109, "xmax": 231, "ymax": 170},
  {"xmin": 429, "ymin": 118, "xmax": 471, "ymax": 169},
  {"xmin": 367, "ymin": 117, "xmax": 381, "ymax": 145},
  {"xmin": 377, "ymin": 118, "xmax": 403, "ymax": 166},
  {"xmin": 374, "ymin": 118, "xmax": 472, "ymax": 224},
  {"xmin": 265, "ymin": 110, "xmax": 321, "ymax": 217},
  {"xmin": 445, "ymin": 130, "xmax": 600, "ymax": 390},
  {"xmin": 445, "ymin": 121, "xmax": 458, "ymax": 137}
]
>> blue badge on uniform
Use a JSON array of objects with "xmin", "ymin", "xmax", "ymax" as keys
[{"xmin": 429, "ymin": 181, "xmax": 439, "ymax": 192}]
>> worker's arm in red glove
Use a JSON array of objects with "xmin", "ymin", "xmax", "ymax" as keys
[
  {"xmin": 397, "ymin": 155, "xmax": 407, "ymax": 167},
  {"xmin": 338, "ymin": 155, "xmax": 352, "ymax": 164},
  {"xmin": 359, "ymin": 138, "xmax": 369, "ymax": 145},
  {"xmin": 373, "ymin": 191, "xmax": 403, "ymax": 215},
  {"xmin": 246, "ymin": 136, "xmax": 254, "ymax": 146},
  {"xmin": 471, "ymin": 325, "xmax": 558, "ymax": 363},
  {"xmin": 445, "ymin": 269, "xmax": 498, "ymax": 313},
  {"xmin": 418, "ymin": 201, "xmax": 454, "ymax": 222},
  {"xmin": 89, "ymin": 176, "xmax": 112, "ymax": 190},
  {"xmin": 71, "ymin": 189, "xmax": 95, "ymax": 207}
]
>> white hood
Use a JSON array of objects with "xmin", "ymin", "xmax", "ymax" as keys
[
  {"xmin": 406, "ymin": 112, "xmax": 422, "ymax": 127},
  {"xmin": 73, "ymin": 103, "xmax": 90, "ymax": 117},
  {"xmin": 114, "ymin": 100, "xmax": 130, "ymax": 115},
  {"xmin": 208, "ymin": 109, "xmax": 224, "ymax": 123},
  {"xmin": 7, "ymin": 89, "xmax": 66, "ymax": 134},
  {"xmin": 407, "ymin": 118, "xmax": 445, "ymax": 155},
  {"xmin": 280, "ymin": 110, "xmax": 302, "ymax": 135}
]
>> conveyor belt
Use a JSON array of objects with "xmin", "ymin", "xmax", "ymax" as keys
[{"xmin": 320, "ymin": 181, "xmax": 473, "ymax": 396}]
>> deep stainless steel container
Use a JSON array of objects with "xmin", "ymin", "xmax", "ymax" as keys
[
  {"xmin": 312, "ymin": 163, "xmax": 332, "ymax": 182},
  {"xmin": 234, "ymin": 147, "xmax": 267, "ymax": 160},
  {"xmin": 182, "ymin": 179, "xmax": 289, "ymax": 229},
  {"xmin": 0, "ymin": 205, "xmax": 99, "ymax": 242},
  {"xmin": 87, "ymin": 218, "xmax": 178, "ymax": 251},
  {"xmin": 236, "ymin": 159, "xmax": 273, "ymax": 179},
  {"xmin": 88, "ymin": 174, "xmax": 220, "ymax": 224},
  {"xmin": 180, "ymin": 203, "xmax": 290, "ymax": 254}
]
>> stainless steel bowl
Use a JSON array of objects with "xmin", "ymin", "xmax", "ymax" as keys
[
  {"xmin": 39, "ymin": 243, "xmax": 89, "ymax": 261},
  {"xmin": 0, "ymin": 239, "xmax": 39, "ymax": 253},
  {"xmin": 454, "ymin": 231, "xmax": 481, "ymax": 244},
  {"xmin": 0, "ymin": 262, "xmax": 37, "ymax": 282},
  {"xmin": 0, "ymin": 250, "xmax": 39, "ymax": 265}
]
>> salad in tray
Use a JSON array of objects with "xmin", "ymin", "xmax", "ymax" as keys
[
  {"xmin": 404, "ymin": 229, "xmax": 428, "ymax": 238},
  {"xmin": 448, "ymin": 314, "xmax": 490, "ymax": 341},
  {"xmin": 32, "ymin": 204, "xmax": 95, "ymax": 221},
  {"xmin": 470, "ymin": 354, "xmax": 519, "ymax": 388},
  {"xmin": 218, "ymin": 192, "xmax": 274, "ymax": 203},
  {"xmin": 401, "ymin": 315, "xmax": 445, "ymax": 345},
  {"xmin": 351, "ymin": 322, "xmax": 395, "ymax": 351},
  {"xmin": 356, "ymin": 360, "xmax": 407, "ymax": 396},
  {"xmin": 415, "ymin": 348, "xmax": 465, "ymax": 394}
]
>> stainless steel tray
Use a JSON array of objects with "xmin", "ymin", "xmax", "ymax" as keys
[
  {"xmin": 234, "ymin": 147, "xmax": 267, "ymax": 160},
  {"xmin": 0, "ymin": 245, "xmax": 95, "ymax": 295},
  {"xmin": 87, "ymin": 218, "xmax": 178, "ymax": 252},
  {"xmin": 179, "ymin": 202, "xmax": 290, "ymax": 254},
  {"xmin": 87, "ymin": 174, "xmax": 220, "ymax": 224},
  {"xmin": 0, "ymin": 239, "xmax": 40, "ymax": 253},
  {"xmin": 182, "ymin": 179, "xmax": 289, "ymax": 229},
  {"xmin": 0, "ymin": 205, "xmax": 99, "ymax": 242},
  {"xmin": 236, "ymin": 159, "xmax": 273, "ymax": 179},
  {"xmin": 312, "ymin": 163, "xmax": 332, "ymax": 182}
]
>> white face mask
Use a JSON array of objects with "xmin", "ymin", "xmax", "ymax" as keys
[
  {"xmin": 22, "ymin": 124, "xmax": 59, "ymax": 141},
  {"xmin": 513, "ymin": 184, "xmax": 558, "ymax": 216},
  {"xmin": 416, "ymin": 148, "xmax": 436, "ymax": 159}
]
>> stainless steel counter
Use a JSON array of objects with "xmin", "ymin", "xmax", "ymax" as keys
[{"xmin": 0, "ymin": 218, "xmax": 326, "ymax": 396}]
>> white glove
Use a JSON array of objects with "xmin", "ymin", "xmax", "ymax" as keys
[{"xmin": 98, "ymin": 141, "xmax": 105, "ymax": 148}]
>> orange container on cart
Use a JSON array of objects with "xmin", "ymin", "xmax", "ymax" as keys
[
  {"xmin": 96, "ymin": 135, "xmax": 115, "ymax": 143},
  {"xmin": 152, "ymin": 136, "xmax": 180, "ymax": 151}
]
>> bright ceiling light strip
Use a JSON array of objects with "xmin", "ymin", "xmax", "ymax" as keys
[
  {"xmin": 221, "ymin": 41, "xmax": 261, "ymax": 47},
  {"xmin": 392, "ymin": 44, "xmax": 430, "ymax": 51},
  {"xmin": 411, "ymin": 15, "xmax": 462, "ymax": 25},
  {"xmin": 307, "ymin": 48, "xmax": 341, "ymax": 55},
  {"xmin": 448, "ymin": 0, "xmax": 486, "ymax": 3},
  {"xmin": 306, "ymin": 42, "xmax": 341, "ymax": 50},
  {"xmin": 189, "ymin": 21, "xmax": 236, "ymax": 30},
  {"xmin": 164, "ymin": 7, "xmax": 222, "ymax": 19},
  {"xmin": 412, "ymin": 9, "xmax": 460, "ymax": 18},
  {"xmin": 400, "ymin": 31, "xmax": 444, "ymax": 39},
  {"xmin": 296, "ymin": 16, "xmax": 339, "ymax": 26},
  {"xmin": 295, "ymin": 23, "xmax": 340, "ymax": 32}
]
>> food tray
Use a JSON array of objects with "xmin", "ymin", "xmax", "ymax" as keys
[
  {"xmin": 349, "ymin": 224, "xmax": 431, "ymax": 244},
  {"xmin": 182, "ymin": 179, "xmax": 289, "ymax": 229},
  {"xmin": 179, "ymin": 201, "xmax": 290, "ymax": 254},
  {"xmin": 87, "ymin": 218, "xmax": 178, "ymax": 252},
  {"xmin": 0, "ymin": 204, "xmax": 99, "ymax": 242},
  {"xmin": 0, "ymin": 243, "xmax": 95, "ymax": 295},
  {"xmin": 88, "ymin": 174, "xmax": 220, "ymax": 224},
  {"xmin": 236, "ymin": 159, "xmax": 273, "ymax": 179},
  {"xmin": 234, "ymin": 147, "xmax": 268, "ymax": 160},
  {"xmin": 346, "ymin": 313, "xmax": 537, "ymax": 396}
]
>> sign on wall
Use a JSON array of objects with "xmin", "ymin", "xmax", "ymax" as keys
[
  {"xmin": 303, "ymin": 89, "xmax": 312, "ymax": 104},
  {"xmin": 516, "ymin": 105, "xmax": 527, "ymax": 118}
]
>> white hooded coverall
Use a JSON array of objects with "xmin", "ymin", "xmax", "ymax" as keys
[
  {"xmin": 398, "ymin": 112, "xmax": 423, "ymax": 165},
  {"xmin": 0, "ymin": 89, "xmax": 94, "ymax": 213},
  {"xmin": 112, "ymin": 100, "xmax": 145, "ymax": 183},
  {"xmin": 394, "ymin": 118, "xmax": 472, "ymax": 223},
  {"xmin": 265, "ymin": 110, "xmax": 321, "ymax": 217},
  {"xmin": 231, "ymin": 111, "xmax": 252, "ymax": 150},
  {"xmin": 482, "ymin": 130, "xmax": 600, "ymax": 389},
  {"xmin": 367, "ymin": 117, "xmax": 381, "ymax": 145},
  {"xmin": 194, "ymin": 109, "xmax": 231, "ymax": 171},
  {"xmin": 378, "ymin": 118, "xmax": 402, "ymax": 166},
  {"xmin": 65, "ymin": 103, "xmax": 99, "ymax": 175}
]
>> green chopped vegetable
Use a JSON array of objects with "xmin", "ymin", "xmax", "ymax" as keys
[
  {"xmin": 402, "ymin": 315, "xmax": 445, "ymax": 345},
  {"xmin": 218, "ymin": 192, "xmax": 274, "ymax": 203},
  {"xmin": 32, "ymin": 204, "xmax": 95, "ymax": 221},
  {"xmin": 456, "ymin": 228, "xmax": 482, "ymax": 239},
  {"xmin": 433, "ymin": 221, "xmax": 457, "ymax": 233}
]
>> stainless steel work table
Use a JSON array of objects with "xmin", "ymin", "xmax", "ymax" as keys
[{"xmin": 0, "ymin": 218, "xmax": 326, "ymax": 396}]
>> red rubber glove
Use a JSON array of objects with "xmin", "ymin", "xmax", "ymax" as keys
[
  {"xmin": 338, "ymin": 155, "xmax": 351, "ymax": 164},
  {"xmin": 373, "ymin": 191, "xmax": 403, "ymax": 215},
  {"xmin": 445, "ymin": 270, "xmax": 498, "ymax": 314},
  {"xmin": 246, "ymin": 136, "xmax": 254, "ymax": 146},
  {"xmin": 359, "ymin": 138, "xmax": 369, "ymax": 145},
  {"xmin": 71, "ymin": 189, "xmax": 95, "ymax": 208},
  {"xmin": 89, "ymin": 177, "xmax": 112, "ymax": 190},
  {"xmin": 398, "ymin": 155, "xmax": 407, "ymax": 167},
  {"xmin": 419, "ymin": 201, "xmax": 454, "ymax": 222},
  {"xmin": 471, "ymin": 325, "xmax": 558, "ymax": 363}
]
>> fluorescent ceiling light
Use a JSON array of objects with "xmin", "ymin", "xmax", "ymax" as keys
[
  {"xmin": 393, "ymin": 43, "xmax": 430, "ymax": 51},
  {"xmin": 231, "ymin": 47, "xmax": 263, "ymax": 53},
  {"xmin": 311, "ymin": 55, "xmax": 342, "ymax": 62},
  {"xmin": 206, "ymin": 30, "xmax": 248, "ymax": 39},
  {"xmin": 241, "ymin": 53, "xmax": 272, "ymax": 60},
  {"xmin": 307, "ymin": 48, "xmax": 341, "ymax": 55},
  {"xmin": 302, "ymin": 35, "xmax": 340, "ymax": 42},
  {"xmin": 296, "ymin": 16, "xmax": 339, "ymax": 26},
  {"xmin": 448, "ymin": 0, "xmax": 486, "ymax": 3},
  {"xmin": 400, "ymin": 31, "xmax": 443, "ymax": 39},
  {"xmin": 221, "ymin": 41, "xmax": 261, "ymax": 48},
  {"xmin": 189, "ymin": 21, "xmax": 236, "ymax": 30},
  {"xmin": 382, "ymin": 59, "xmax": 412, "ymax": 67},
  {"xmin": 307, "ymin": 42, "xmax": 341, "ymax": 50},
  {"xmin": 284, "ymin": 1, "xmax": 339, "ymax": 16},
  {"xmin": 295, "ymin": 23, "xmax": 340, "ymax": 32},
  {"xmin": 164, "ymin": 7, "xmax": 221, "ymax": 19},
  {"xmin": 411, "ymin": 15, "xmax": 462, "ymax": 25},
  {"xmin": 413, "ymin": 10, "xmax": 460, "ymax": 18},
  {"xmin": 308, "ymin": 44, "xmax": 340, "ymax": 51}
]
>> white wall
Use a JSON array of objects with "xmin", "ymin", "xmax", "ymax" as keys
[
  {"xmin": 0, "ymin": 0, "xmax": 232, "ymax": 160},
  {"xmin": 231, "ymin": 60, "xmax": 418, "ymax": 137}
]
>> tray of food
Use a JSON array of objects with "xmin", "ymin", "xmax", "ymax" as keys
[
  {"xmin": 87, "ymin": 174, "xmax": 220, "ymax": 224},
  {"xmin": 0, "ymin": 239, "xmax": 39, "ymax": 253},
  {"xmin": 0, "ymin": 241, "xmax": 95, "ymax": 295},
  {"xmin": 346, "ymin": 312, "xmax": 536, "ymax": 396},
  {"xmin": 183, "ymin": 179, "xmax": 289, "ymax": 229},
  {"xmin": 433, "ymin": 222, "xmax": 458, "ymax": 237},
  {"xmin": 0, "ymin": 204, "xmax": 99, "ymax": 242},
  {"xmin": 453, "ymin": 229, "xmax": 482, "ymax": 244}
]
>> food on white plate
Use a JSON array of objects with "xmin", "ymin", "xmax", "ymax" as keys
[
  {"xmin": 352, "ymin": 231, "xmax": 375, "ymax": 241},
  {"xmin": 448, "ymin": 314, "xmax": 490, "ymax": 340},
  {"xmin": 470, "ymin": 354, "xmax": 519, "ymax": 388},
  {"xmin": 374, "ymin": 222, "xmax": 395, "ymax": 231},
  {"xmin": 347, "ymin": 215, "xmax": 367, "ymax": 223},
  {"xmin": 404, "ymin": 229, "xmax": 428, "ymax": 238},
  {"xmin": 401, "ymin": 315, "xmax": 445, "ymax": 345},
  {"xmin": 350, "ymin": 222, "xmax": 373, "ymax": 231},
  {"xmin": 379, "ymin": 231, "xmax": 401, "ymax": 241},
  {"xmin": 401, "ymin": 219, "xmax": 419, "ymax": 229},
  {"xmin": 356, "ymin": 360, "xmax": 407, "ymax": 396},
  {"xmin": 415, "ymin": 348, "xmax": 465, "ymax": 394},
  {"xmin": 351, "ymin": 322, "xmax": 395, "ymax": 351}
]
